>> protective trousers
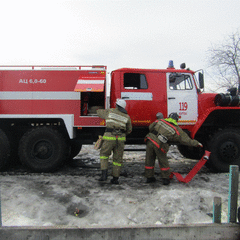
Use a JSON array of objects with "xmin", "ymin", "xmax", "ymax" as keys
[
  {"xmin": 100, "ymin": 139, "xmax": 125, "ymax": 177},
  {"xmin": 145, "ymin": 140, "xmax": 171, "ymax": 179}
]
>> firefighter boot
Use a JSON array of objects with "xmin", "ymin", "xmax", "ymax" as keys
[
  {"xmin": 111, "ymin": 177, "xmax": 119, "ymax": 184},
  {"xmin": 98, "ymin": 170, "xmax": 108, "ymax": 181},
  {"xmin": 162, "ymin": 178, "xmax": 170, "ymax": 185},
  {"xmin": 146, "ymin": 177, "xmax": 156, "ymax": 183}
]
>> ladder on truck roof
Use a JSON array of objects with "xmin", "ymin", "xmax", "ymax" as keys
[{"xmin": 0, "ymin": 65, "xmax": 107, "ymax": 71}]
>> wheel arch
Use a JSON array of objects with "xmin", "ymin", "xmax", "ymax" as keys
[{"xmin": 192, "ymin": 108, "xmax": 240, "ymax": 140}]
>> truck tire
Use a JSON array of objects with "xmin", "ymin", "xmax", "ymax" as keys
[
  {"xmin": 0, "ymin": 129, "xmax": 10, "ymax": 171},
  {"xmin": 208, "ymin": 128, "xmax": 240, "ymax": 172},
  {"xmin": 18, "ymin": 127, "xmax": 68, "ymax": 172}
]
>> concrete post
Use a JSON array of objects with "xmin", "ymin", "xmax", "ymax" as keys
[
  {"xmin": 228, "ymin": 165, "xmax": 239, "ymax": 223},
  {"xmin": 213, "ymin": 197, "xmax": 221, "ymax": 223}
]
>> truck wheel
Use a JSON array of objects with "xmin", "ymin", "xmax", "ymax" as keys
[
  {"xmin": 18, "ymin": 127, "xmax": 68, "ymax": 172},
  {"xmin": 0, "ymin": 129, "xmax": 10, "ymax": 171},
  {"xmin": 209, "ymin": 128, "xmax": 240, "ymax": 172}
]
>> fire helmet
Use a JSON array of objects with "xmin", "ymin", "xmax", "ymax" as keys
[
  {"xmin": 169, "ymin": 112, "xmax": 179, "ymax": 121},
  {"xmin": 156, "ymin": 112, "xmax": 164, "ymax": 119}
]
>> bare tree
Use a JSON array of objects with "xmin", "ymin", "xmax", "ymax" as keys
[{"xmin": 207, "ymin": 30, "xmax": 240, "ymax": 92}]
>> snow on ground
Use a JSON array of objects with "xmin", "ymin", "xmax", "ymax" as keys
[{"xmin": 0, "ymin": 145, "xmax": 238, "ymax": 227}]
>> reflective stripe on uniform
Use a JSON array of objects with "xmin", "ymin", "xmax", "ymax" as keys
[
  {"xmin": 161, "ymin": 167, "xmax": 170, "ymax": 171},
  {"xmin": 145, "ymin": 166, "xmax": 154, "ymax": 169},
  {"xmin": 106, "ymin": 119, "xmax": 126, "ymax": 128},
  {"xmin": 113, "ymin": 162, "xmax": 122, "ymax": 167},
  {"xmin": 100, "ymin": 156, "xmax": 109, "ymax": 159},
  {"xmin": 103, "ymin": 136, "xmax": 126, "ymax": 141},
  {"xmin": 108, "ymin": 112, "xmax": 128, "ymax": 123},
  {"xmin": 161, "ymin": 148, "xmax": 166, "ymax": 153},
  {"xmin": 146, "ymin": 137, "xmax": 160, "ymax": 148}
]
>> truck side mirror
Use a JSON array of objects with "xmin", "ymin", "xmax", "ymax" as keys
[{"xmin": 199, "ymin": 72, "xmax": 204, "ymax": 89}]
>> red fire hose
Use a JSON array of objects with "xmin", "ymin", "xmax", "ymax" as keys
[{"xmin": 170, "ymin": 150, "xmax": 211, "ymax": 183}]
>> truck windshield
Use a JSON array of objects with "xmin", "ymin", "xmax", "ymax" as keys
[{"xmin": 169, "ymin": 73, "xmax": 193, "ymax": 90}]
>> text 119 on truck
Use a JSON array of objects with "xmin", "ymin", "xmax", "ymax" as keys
[{"xmin": 0, "ymin": 61, "xmax": 239, "ymax": 172}]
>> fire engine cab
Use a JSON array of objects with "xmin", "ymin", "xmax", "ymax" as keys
[{"xmin": 0, "ymin": 62, "xmax": 239, "ymax": 173}]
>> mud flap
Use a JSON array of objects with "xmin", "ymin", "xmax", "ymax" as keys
[{"xmin": 170, "ymin": 150, "xmax": 211, "ymax": 183}]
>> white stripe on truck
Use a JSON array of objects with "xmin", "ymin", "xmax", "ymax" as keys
[{"xmin": 0, "ymin": 92, "xmax": 80, "ymax": 100}]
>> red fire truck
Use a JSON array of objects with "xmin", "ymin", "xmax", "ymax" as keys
[{"xmin": 0, "ymin": 62, "xmax": 239, "ymax": 172}]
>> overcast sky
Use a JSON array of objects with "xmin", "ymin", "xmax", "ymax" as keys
[{"xmin": 0, "ymin": 0, "xmax": 240, "ymax": 91}]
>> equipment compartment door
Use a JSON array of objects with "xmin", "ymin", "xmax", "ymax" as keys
[
  {"xmin": 74, "ymin": 74, "xmax": 105, "ymax": 116},
  {"xmin": 167, "ymin": 72, "xmax": 198, "ymax": 126}
]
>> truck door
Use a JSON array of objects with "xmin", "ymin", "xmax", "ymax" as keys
[
  {"xmin": 120, "ymin": 72, "xmax": 153, "ymax": 126},
  {"xmin": 167, "ymin": 72, "xmax": 198, "ymax": 125}
]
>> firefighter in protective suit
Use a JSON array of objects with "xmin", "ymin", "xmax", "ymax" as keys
[
  {"xmin": 97, "ymin": 99, "xmax": 132, "ymax": 184},
  {"xmin": 144, "ymin": 112, "xmax": 203, "ymax": 185}
]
